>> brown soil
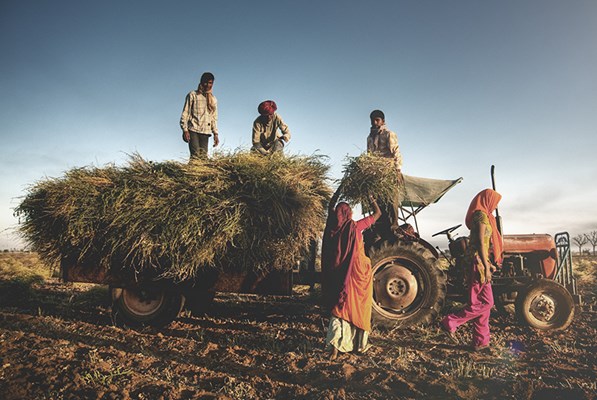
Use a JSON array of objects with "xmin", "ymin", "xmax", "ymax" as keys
[{"xmin": 0, "ymin": 278, "xmax": 595, "ymax": 399}]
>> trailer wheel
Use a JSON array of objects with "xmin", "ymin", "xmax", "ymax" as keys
[
  {"xmin": 515, "ymin": 279, "xmax": 574, "ymax": 331},
  {"xmin": 111, "ymin": 284, "xmax": 184, "ymax": 328},
  {"xmin": 369, "ymin": 241, "xmax": 446, "ymax": 328}
]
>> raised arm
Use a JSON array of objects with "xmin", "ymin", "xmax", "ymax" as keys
[
  {"xmin": 370, "ymin": 195, "xmax": 381, "ymax": 223},
  {"xmin": 328, "ymin": 186, "xmax": 342, "ymax": 213},
  {"xmin": 356, "ymin": 195, "xmax": 381, "ymax": 231},
  {"xmin": 328, "ymin": 185, "xmax": 342, "ymax": 214}
]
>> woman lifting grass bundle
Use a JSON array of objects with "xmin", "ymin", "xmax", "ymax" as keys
[{"xmin": 322, "ymin": 191, "xmax": 381, "ymax": 360}]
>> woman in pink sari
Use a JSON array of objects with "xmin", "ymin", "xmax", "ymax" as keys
[
  {"xmin": 321, "ymin": 195, "xmax": 381, "ymax": 360},
  {"xmin": 441, "ymin": 189, "xmax": 503, "ymax": 351}
]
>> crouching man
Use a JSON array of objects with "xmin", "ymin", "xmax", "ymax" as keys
[{"xmin": 251, "ymin": 100, "xmax": 291, "ymax": 155}]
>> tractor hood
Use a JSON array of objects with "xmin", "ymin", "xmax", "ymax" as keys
[{"xmin": 503, "ymin": 234, "xmax": 557, "ymax": 279}]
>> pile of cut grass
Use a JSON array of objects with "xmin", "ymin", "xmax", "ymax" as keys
[
  {"xmin": 337, "ymin": 153, "xmax": 403, "ymax": 210},
  {"xmin": 15, "ymin": 152, "xmax": 331, "ymax": 281}
]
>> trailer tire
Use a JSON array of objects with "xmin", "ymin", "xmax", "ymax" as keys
[
  {"xmin": 515, "ymin": 279, "xmax": 574, "ymax": 331},
  {"xmin": 111, "ymin": 284, "xmax": 184, "ymax": 328},
  {"xmin": 369, "ymin": 241, "xmax": 446, "ymax": 329}
]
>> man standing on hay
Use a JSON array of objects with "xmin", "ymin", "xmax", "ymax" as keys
[
  {"xmin": 180, "ymin": 72, "xmax": 219, "ymax": 159},
  {"xmin": 366, "ymin": 109, "xmax": 404, "ymax": 233},
  {"xmin": 251, "ymin": 100, "xmax": 291, "ymax": 155}
]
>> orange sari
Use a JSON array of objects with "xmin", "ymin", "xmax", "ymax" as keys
[{"xmin": 322, "ymin": 202, "xmax": 375, "ymax": 332}]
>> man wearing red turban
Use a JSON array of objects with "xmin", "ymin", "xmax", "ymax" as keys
[{"xmin": 251, "ymin": 100, "xmax": 292, "ymax": 155}]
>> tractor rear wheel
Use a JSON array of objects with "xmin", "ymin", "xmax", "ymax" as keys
[
  {"xmin": 515, "ymin": 279, "xmax": 574, "ymax": 331},
  {"xmin": 369, "ymin": 241, "xmax": 446, "ymax": 328},
  {"xmin": 111, "ymin": 283, "xmax": 185, "ymax": 328}
]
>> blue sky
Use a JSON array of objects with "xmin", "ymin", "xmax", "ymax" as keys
[{"xmin": 1, "ymin": 0, "xmax": 596, "ymax": 249}]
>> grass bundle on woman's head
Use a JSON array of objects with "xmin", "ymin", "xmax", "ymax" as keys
[
  {"xmin": 338, "ymin": 153, "xmax": 402, "ymax": 208},
  {"xmin": 16, "ymin": 152, "xmax": 331, "ymax": 281}
]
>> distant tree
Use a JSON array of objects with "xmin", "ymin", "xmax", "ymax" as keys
[
  {"xmin": 572, "ymin": 234, "xmax": 588, "ymax": 255},
  {"xmin": 586, "ymin": 231, "xmax": 597, "ymax": 256}
]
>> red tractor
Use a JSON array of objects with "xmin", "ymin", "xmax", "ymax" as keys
[
  {"xmin": 433, "ymin": 227, "xmax": 577, "ymax": 330},
  {"xmin": 363, "ymin": 168, "xmax": 579, "ymax": 331}
]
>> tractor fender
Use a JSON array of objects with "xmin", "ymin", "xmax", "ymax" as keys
[{"xmin": 416, "ymin": 237, "xmax": 439, "ymax": 258}]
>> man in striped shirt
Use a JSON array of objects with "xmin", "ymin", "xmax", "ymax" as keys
[
  {"xmin": 180, "ymin": 72, "xmax": 219, "ymax": 159},
  {"xmin": 366, "ymin": 109, "xmax": 402, "ymax": 170}
]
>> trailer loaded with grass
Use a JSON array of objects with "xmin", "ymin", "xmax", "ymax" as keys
[{"xmin": 16, "ymin": 152, "xmax": 331, "ymax": 326}]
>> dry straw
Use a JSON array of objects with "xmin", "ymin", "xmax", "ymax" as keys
[
  {"xmin": 16, "ymin": 152, "xmax": 331, "ymax": 281},
  {"xmin": 337, "ymin": 153, "xmax": 403, "ymax": 211}
]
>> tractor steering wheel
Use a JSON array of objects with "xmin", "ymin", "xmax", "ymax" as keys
[{"xmin": 432, "ymin": 224, "xmax": 462, "ymax": 238}]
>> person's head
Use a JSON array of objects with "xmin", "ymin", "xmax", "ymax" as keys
[
  {"xmin": 198, "ymin": 72, "xmax": 215, "ymax": 92},
  {"xmin": 475, "ymin": 189, "xmax": 502, "ymax": 214},
  {"xmin": 465, "ymin": 188, "xmax": 502, "ymax": 229},
  {"xmin": 370, "ymin": 109, "xmax": 385, "ymax": 128},
  {"xmin": 465, "ymin": 188, "xmax": 504, "ymax": 264},
  {"xmin": 258, "ymin": 100, "xmax": 277, "ymax": 121},
  {"xmin": 334, "ymin": 202, "xmax": 353, "ymax": 223}
]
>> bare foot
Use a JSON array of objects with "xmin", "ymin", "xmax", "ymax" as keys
[{"xmin": 330, "ymin": 347, "xmax": 338, "ymax": 361}]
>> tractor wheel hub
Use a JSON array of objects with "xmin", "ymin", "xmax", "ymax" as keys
[{"xmin": 529, "ymin": 294, "xmax": 556, "ymax": 322}]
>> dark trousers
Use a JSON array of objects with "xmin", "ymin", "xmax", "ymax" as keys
[
  {"xmin": 270, "ymin": 139, "xmax": 285, "ymax": 153},
  {"xmin": 252, "ymin": 139, "xmax": 285, "ymax": 155},
  {"xmin": 189, "ymin": 132, "xmax": 210, "ymax": 159}
]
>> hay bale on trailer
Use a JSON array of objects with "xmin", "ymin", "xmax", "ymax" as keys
[{"xmin": 16, "ymin": 152, "xmax": 331, "ymax": 326}]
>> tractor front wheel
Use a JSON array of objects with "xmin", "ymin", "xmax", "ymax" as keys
[
  {"xmin": 111, "ymin": 284, "xmax": 185, "ymax": 328},
  {"xmin": 515, "ymin": 279, "xmax": 574, "ymax": 331}
]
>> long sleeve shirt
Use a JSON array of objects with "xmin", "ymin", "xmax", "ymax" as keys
[
  {"xmin": 251, "ymin": 114, "xmax": 291, "ymax": 151},
  {"xmin": 366, "ymin": 126, "xmax": 402, "ymax": 169},
  {"xmin": 180, "ymin": 91, "xmax": 218, "ymax": 135}
]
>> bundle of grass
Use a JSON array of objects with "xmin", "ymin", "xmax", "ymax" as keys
[
  {"xmin": 337, "ymin": 153, "xmax": 403, "ymax": 209},
  {"xmin": 16, "ymin": 152, "xmax": 331, "ymax": 281},
  {"xmin": 338, "ymin": 154, "xmax": 462, "ymax": 216}
]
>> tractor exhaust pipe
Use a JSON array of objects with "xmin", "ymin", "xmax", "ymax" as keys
[{"xmin": 490, "ymin": 165, "xmax": 503, "ymax": 235}]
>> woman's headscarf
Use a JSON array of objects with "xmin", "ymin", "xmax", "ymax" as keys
[
  {"xmin": 465, "ymin": 189, "xmax": 503, "ymax": 264},
  {"xmin": 321, "ymin": 202, "xmax": 358, "ymax": 310}
]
